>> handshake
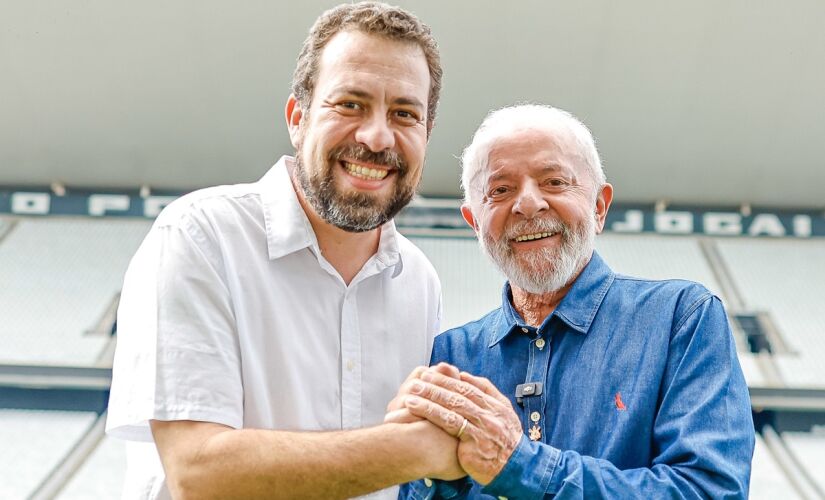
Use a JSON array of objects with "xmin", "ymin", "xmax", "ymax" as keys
[{"xmin": 383, "ymin": 362, "xmax": 524, "ymax": 486}]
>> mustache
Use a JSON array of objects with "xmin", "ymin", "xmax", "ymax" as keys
[
  {"xmin": 330, "ymin": 144, "xmax": 406, "ymax": 173},
  {"xmin": 504, "ymin": 217, "xmax": 568, "ymax": 240}
]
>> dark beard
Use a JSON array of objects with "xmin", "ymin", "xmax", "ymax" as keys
[{"xmin": 295, "ymin": 144, "xmax": 416, "ymax": 233}]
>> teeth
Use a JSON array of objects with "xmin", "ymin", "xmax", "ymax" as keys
[
  {"xmin": 514, "ymin": 232, "xmax": 555, "ymax": 242},
  {"xmin": 344, "ymin": 162, "xmax": 389, "ymax": 180}
]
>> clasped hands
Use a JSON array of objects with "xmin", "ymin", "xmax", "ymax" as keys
[{"xmin": 385, "ymin": 363, "xmax": 523, "ymax": 485}]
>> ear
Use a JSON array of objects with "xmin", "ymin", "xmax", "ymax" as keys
[
  {"xmin": 594, "ymin": 183, "xmax": 614, "ymax": 234},
  {"xmin": 460, "ymin": 204, "xmax": 479, "ymax": 233},
  {"xmin": 285, "ymin": 94, "xmax": 304, "ymax": 149}
]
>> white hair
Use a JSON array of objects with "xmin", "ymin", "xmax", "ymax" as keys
[{"xmin": 460, "ymin": 104, "xmax": 606, "ymax": 207}]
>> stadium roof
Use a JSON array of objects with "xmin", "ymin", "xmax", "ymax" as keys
[{"xmin": 2, "ymin": 0, "xmax": 824, "ymax": 208}]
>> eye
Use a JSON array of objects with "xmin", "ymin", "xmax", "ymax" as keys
[
  {"xmin": 545, "ymin": 178, "xmax": 568, "ymax": 187},
  {"xmin": 394, "ymin": 109, "xmax": 421, "ymax": 124},
  {"xmin": 337, "ymin": 101, "xmax": 363, "ymax": 111},
  {"xmin": 488, "ymin": 185, "xmax": 510, "ymax": 197}
]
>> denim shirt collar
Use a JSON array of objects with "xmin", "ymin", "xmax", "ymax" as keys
[{"xmin": 490, "ymin": 251, "xmax": 615, "ymax": 347}]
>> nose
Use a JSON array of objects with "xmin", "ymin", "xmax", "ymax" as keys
[
  {"xmin": 513, "ymin": 182, "xmax": 549, "ymax": 218},
  {"xmin": 354, "ymin": 112, "xmax": 396, "ymax": 152}
]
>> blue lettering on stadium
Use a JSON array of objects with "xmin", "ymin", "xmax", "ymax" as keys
[{"xmin": 1, "ymin": 187, "xmax": 823, "ymax": 238}]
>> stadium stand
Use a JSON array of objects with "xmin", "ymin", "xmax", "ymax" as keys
[
  {"xmin": 57, "ymin": 435, "xmax": 127, "ymax": 500},
  {"xmin": 0, "ymin": 217, "xmax": 152, "ymax": 366},
  {"xmin": 716, "ymin": 238, "xmax": 825, "ymax": 388},
  {"xmin": 750, "ymin": 434, "xmax": 802, "ymax": 499},
  {"xmin": 0, "ymin": 216, "xmax": 12, "ymax": 241},
  {"xmin": 0, "ymin": 409, "xmax": 98, "ymax": 499},
  {"xmin": 783, "ymin": 430, "xmax": 825, "ymax": 495},
  {"xmin": 737, "ymin": 352, "xmax": 768, "ymax": 388},
  {"xmin": 408, "ymin": 236, "xmax": 504, "ymax": 330}
]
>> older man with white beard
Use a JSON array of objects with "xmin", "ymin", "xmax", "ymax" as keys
[{"xmin": 390, "ymin": 105, "xmax": 755, "ymax": 499}]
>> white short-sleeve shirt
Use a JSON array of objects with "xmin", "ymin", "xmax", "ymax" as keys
[{"xmin": 107, "ymin": 156, "xmax": 442, "ymax": 499}]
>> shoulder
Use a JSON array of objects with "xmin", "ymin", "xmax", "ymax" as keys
[
  {"xmin": 607, "ymin": 275, "xmax": 730, "ymax": 347},
  {"xmin": 612, "ymin": 273, "xmax": 712, "ymax": 296},
  {"xmin": 610, "ymin": 274, "xmax": 717, "ymax": 315},
  {"xmin": 153, "ymin": 183, "xmax": 263, "ymax": 234}
]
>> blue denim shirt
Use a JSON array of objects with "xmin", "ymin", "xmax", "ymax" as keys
[{"xmin": 400, "ymin": 252, "xmax": 754, "ymax": 499}]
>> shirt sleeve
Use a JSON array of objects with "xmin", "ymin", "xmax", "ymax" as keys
[
  {"xmin": 107, "ymin": 210, "xmax": 243, "ymax": 441},
  {"xmin": 398, "ymin": 477, "xmax": 471, "ymax": 499},
  {"xmin": 482, "ymin": 295, "xmax": 755, "ymax": 499}
]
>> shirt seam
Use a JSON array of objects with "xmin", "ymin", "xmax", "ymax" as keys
[
  {"xmin": 672, "ymin": 292, "xmax": 714, "ymax": 334},
  {"xmin": 155, "ymin": 192, "xmax": 261, "ymax": 229},
  {"xmin": 149, "ymin": 406, "xmax": 242, "ymax": 429},
  {"xmin": 176, "ymin": 217, "xmax": 236, "ymax": 312},
  {"xmin": 487, "ymin": 310, "xmax": 506, "ymax": 348},
  {"xmin": 537, "ymin": 445, "xmax": 560, "ymax": 498},
  {"xmin": 581, "ymin": 271, "xmax": 615, "ymax": 329}
]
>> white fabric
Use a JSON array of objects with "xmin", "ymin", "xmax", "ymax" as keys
[{"xmin": 106, "ymin": 156, "xmax": 442, "ymax": 499}]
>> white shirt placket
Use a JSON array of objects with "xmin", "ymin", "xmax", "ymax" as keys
[{"xmin": 340, "ymin": 286, "xmax": 362, "ymax": 429}]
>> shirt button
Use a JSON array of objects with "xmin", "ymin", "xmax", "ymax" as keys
[
  {"xmin": 346, "ymin": 360, "xmax": 355, "ymax": 371},
  {"xmin": 521, "ymin": 327, "xmax": 529, "ymax": 333},
  {"xmin": 535, "ymin": 338, "xmax": 546, "ymax": 349},
  {"xmin": 424, "ymin": 478, "xmax": 433, "ymax": 488},
  {"xmin": 530, "ymin": 411, "xmax": 541, "ymax": 422}
]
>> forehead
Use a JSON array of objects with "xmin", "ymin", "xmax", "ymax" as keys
[
  {"xmin": 314, "ymin": 30, "xmax": 430, "ymax": 101},
  {"xmin": 485, "ymin": 127, "xmax": 583, "ymax": 176}
]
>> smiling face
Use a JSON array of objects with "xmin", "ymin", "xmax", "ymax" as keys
[
  {"xmin": 463, "ymin": 127, "xmax": 613, "ymax": 293},
  {"xmin": 286, "ymin": 30, "xmax": 430, "ymax": 232}
]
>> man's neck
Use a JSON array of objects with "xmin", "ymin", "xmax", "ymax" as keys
[
  {"xmin": 510, "ymin": 256, "xmax": 591, "ymax": 328},
  {"xmin": 510, "ymin": 285, "xmax": 570, "ymax": 328},
  {"xmin": 290, "ymin": 171, "xmax": 380, "ymax": 286}
]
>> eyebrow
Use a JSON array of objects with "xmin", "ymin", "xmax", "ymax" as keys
[
  {"xmin": 486, "ymin": 172, "xmax": 510, "ymax": 184},
  {"xmin": 483, "ymin": 163, "xmax": 577, "ymax": 189},
  {"xmin": 539, "ymin": 163, "xmax": 566, "ymax": 173},
  {"xmin": 487, "ymin": 163, "xmax": 565, "ymax": 180},
  {"xmin": 338, "ymin": 88, "xmax": 372, "ymax": 100},
  {"xmin": 335, "ymin": 88, "xmax": 424, "ymax": 110},
  {"xmin": 393, "ymin": 96, "xmax": 425, "ymax": 110}
]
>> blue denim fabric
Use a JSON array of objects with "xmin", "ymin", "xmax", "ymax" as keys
[{"xmin": 400, "ymin": 252, "xmax": 754, "ymax": 499}]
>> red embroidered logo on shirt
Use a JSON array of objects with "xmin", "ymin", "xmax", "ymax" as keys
[{"xmin": 615, "ymin": 392, "xmax": 627, "ymax": 411}]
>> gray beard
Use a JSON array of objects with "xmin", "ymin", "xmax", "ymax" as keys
[
  {"xmin": 294, "ymin": 146, "xmax": 414, "ymax": 233},
  {"xmin": 479, "ymin": 214, "xmax": 595, "ymax": 294}
]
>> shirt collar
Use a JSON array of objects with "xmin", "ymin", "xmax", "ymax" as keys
[
  {"xmin": 259, "ymin": 156, "xmax": 317, "ymax": 260},
  {"xmin": 489, "ymin": 251, "xmax": 615, "ymax": 347},
  {"xmin": 374, "ymin": 216, "xmax": 401, "ymax": 269},
  {"xmin": 259, "ymin": 155, "xmax": 401, "ymax": 268}
]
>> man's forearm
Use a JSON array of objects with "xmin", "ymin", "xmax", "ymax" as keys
[{"xmin": 154, "ymin": 420, "xmax": 459, "ymax": 499}]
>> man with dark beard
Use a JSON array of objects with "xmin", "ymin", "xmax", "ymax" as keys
[
  {"xmin": 106, "ymin": 3, "xmax": 465, "ymax": 499},
  {"xmin": 389, "ymin": 104, "xmax": 755, "ymax": 498}
]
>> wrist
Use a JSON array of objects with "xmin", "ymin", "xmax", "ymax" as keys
[{"xmin": 378, "ymin": 421, "xmax": 433, "ymax": 480}]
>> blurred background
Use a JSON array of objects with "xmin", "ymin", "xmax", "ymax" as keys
[{"xmin": 1, "ymin": 0, "xmax": 824, "ymax": 498}]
